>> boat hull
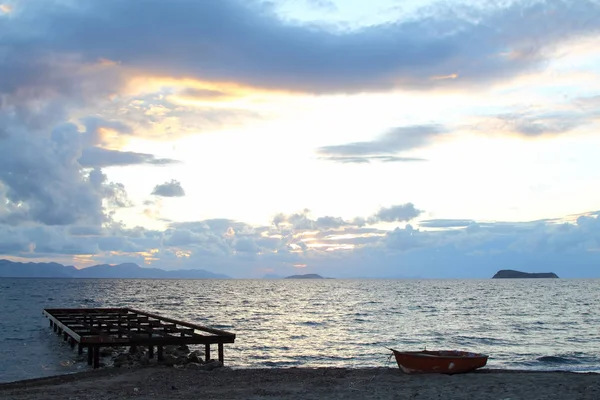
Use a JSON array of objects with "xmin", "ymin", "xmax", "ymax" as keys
[{"xmin": 392, "ymin": 350, "xmax": 488, "ymax": 374}]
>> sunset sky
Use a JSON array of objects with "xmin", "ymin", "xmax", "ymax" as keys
[{"xmin": 1, "ymin": 0, "xmax": 599, "ymax": 278}]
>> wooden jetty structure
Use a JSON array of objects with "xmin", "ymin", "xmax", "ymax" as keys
[{"xmin": 43, "ymin": 307, "xmax": 236, "ymax": 369}]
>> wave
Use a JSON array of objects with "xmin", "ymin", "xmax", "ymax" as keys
[{"xmin": 536, "ymin": 356, "xmax": 583, "ymax": 364}]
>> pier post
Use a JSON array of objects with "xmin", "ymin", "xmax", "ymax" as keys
[
  {"xmin": 218, "ymin": 343, "xmax": 224, "ymax": 364},
  {"xmin": 43, "ymin": 307, "xmax": 236, "ymax": 370},
  {"xmin": 148, "ymin": 332, "xmax": 153, "ymax": 358},
  {"xmin": 87, "ymin": 346, "xmax": 93, "ymax": 365},
  {"xmin": 93, "ymin": 346, "xmax": 100, "ymax": 369},
  {"xmin": 157, "ymin": 345, "xmax": 164, "ymax": 361}
]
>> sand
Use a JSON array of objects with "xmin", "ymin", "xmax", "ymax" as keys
[{"xmin": 1, "ymin": 367, "xmax": 599, "ymax": 400}]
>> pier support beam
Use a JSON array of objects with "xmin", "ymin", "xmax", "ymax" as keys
[
  {"xmin": 42, "ymin": 307, "xmax": 236, "ymax": 370},
  {"xmin": 93, "ymin": 346, "xmax": 100, "ymax": 369},
  {"xmin": 157, "ymin": 345, "xmax": 164, "ymax": 361},
  {"xmin": 218, "ymin": 343, "xmax": 224, "ymax": 364},
  {"xmin": 205, "ymin": 344, "xmax": 211, "ymax": 362},
  {"xmin": 87, "ymin": 346, "xmax": 93, "ymax": 365}
]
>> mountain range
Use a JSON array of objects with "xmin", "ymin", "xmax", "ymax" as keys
[{"xmin": 0, "ymin": 259, "xmax": 230, "ymax": 279}]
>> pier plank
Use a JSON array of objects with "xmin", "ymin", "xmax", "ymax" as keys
[{"xmin": 43, "ymin": 307, "xmax": 235, "ymax": 368}]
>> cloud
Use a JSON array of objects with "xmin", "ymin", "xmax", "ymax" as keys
[
  {"xmin": 419, "ymin": 219, "xmax": 476, "ymax": 228},
  {"xmin": 304, "ymin": 0, "xmax": 337, "ymax": 12},
  {"xmin": 0, "ymin": 127, "xmax": 129, "ymax": 226},
  {"xmin": 372, "ymin": 203, "xmax": 423, "ymax": 223},
  {"xmin": 493, "ymin": 111, "xmax": 591, "ymax": 137},
  {"xmin": 317, "ymin": 125, "xmax": 446, "ymax": 163},
  {"xmin": 4, "ymin": 0, "xmax": 600, "ymax": 95},
  {"xmin": 151, "ymin": 180, "xmax": 186, "ymax": 197},
  {"xmin": 320, "ymin": 155, "xmax": 426, "ymax": 164},
  {"xmin": 2, "ymin": 206, "xmax": 599, "ymax": 278},
  {"xmin": 79, "ymin": 147, "xmax": 179, "ymax": 168},
  {"xmin": 272, "ymin": 209, "xmax": 356, "ymax": 231}
]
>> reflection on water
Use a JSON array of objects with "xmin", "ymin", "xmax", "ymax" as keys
[{"xmin": 1, "ymin": 278, "xmax": 599, "ymax": 382}]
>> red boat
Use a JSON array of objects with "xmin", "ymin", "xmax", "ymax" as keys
[{"xmin": 391, "ymin": 349, "xmax": 488, "ymax": 374}]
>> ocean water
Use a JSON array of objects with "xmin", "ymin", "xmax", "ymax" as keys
[{"xmin": 0, "ymin": 278, "xmax": 599, "ymax": 383}]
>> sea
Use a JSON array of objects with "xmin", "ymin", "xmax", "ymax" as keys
[{"xmin": 0, "ymin": 278, "xmax": 599, "ymax": 383}]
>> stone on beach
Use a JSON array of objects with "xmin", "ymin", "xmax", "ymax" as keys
[{"xmin": 108, "ymin": 345, "xmax": 217, "ymax": 370}]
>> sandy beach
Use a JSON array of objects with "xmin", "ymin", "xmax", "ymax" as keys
[{"xmin": 1, "ymin": 367, "xmax": 599, "ymax": 400}]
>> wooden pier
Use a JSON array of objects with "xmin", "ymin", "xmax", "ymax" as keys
[{"xmin": 43, "ymin": 307, "xmax": 236, "ymax": 369}]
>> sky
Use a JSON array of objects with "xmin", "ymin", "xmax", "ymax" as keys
[{"xmin": 1, "ymin": 0, "xmax": 599, "ymax": 278}]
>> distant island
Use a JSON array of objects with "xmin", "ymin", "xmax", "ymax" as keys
[
  {"xmin": 492, "ymin": 269, "xmax": 559, "ymax": 279},
  {"xmin": 284, "ymin": 274, "xmax": 328, "ymax": 279},
  {"xmin": 0, "ymin": 259, "xmax": 230, "ymax": 279}
]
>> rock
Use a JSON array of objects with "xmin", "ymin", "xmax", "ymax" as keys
[
  {"xmin": 176, "ymin": 356, "xmax": 189, "ymax": 365},
  {"xmin": 187, "ymin": 350, "xmax": 203, "ymax": 364},
  {"xmin": 177, "ymin": 345, "xmax": 190, "ymax": 353},
  {"xmin": 113, "ymin": 353, "xmax": 132, "ymax": 362},
  {"xmin": 200, "ymin": 360, "xmax": 223, "ymax": 371},
  {"xmin": 161, "ymin": 354, "xmax": 178, "ymax": 367},
  {"xmin": 139, "ymin": 355, "xmax": 150, "ymax": 366},
  {"xmin": 185, "ymin": 362, "xmax": 203, "ymax": 369},
  {"xmin": 164, "ymin": 345, "xmax": 179, "ymax": 355},
  {"xmin": 112, "ymin": 353, "xmax": 133, "ymax": 368},
  {"xmin": 100, "ymin": 348, "xmax": 116, "ymax": 357}
]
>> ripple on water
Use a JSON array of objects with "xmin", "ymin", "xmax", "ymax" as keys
[{"xmin": 1, "ymin": 278, "xmax": 599, "ymax": 383}]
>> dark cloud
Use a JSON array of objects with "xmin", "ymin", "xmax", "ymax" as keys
[
  {"xmin": 314, "ymin": 216, "xmax": 350, "ymax": 230},
  {"xmin": 0, "ymin": 129, "xmax": 125, "ymax": 225},
  {"xmin": 320, "ymin": 155, "xmax": 426, "ymax": 164},
  {"xmin": 152, "ymin": 180, "xmax": 186, "ymax": 197},
  {"xmin": 494, "ymin": 111, "xmax": 589, "ymax": 137},
  {"xmin": 419, "ymin": 219, "xmax": 475, "ymax": 228},
  {"xmin": 68, "ymin": 226, "xmax": 104, "ymax": 236},
  {"xmin": 89, "ymin": 168, "xmax": 131, "ymax": 208},
  {"xmin": 79, "ymin": 147, "xmax": 179, "ymax": 168},
  {"xmin": 178, "ymin": 88, "xmax": 230, "ymax": 100},
  {"xmin": 272, "ymin": 209, "xmax": 355, "ymax": 231},
  {"xmin": 300, "ymin": 0, "xmax": 337, "ymax": 12},
  {"xmin": 4, "ymin": 0, "xmax": 600, "ymax": 94},
  {"xmin": 317, "ymin": 125, "xmax": 445, "ymax": 163},
  {"xmin": 233, "ymin": 237, "xmax": 261, "ymax": 253},
  {"xmin": 1, "ymin": 208, "xmax": 599, "ymax": 278},
  {"xmin": 80, "ymin": 116, "xmax": 133, "ymax": 146},
  {"xmin": 372, "ymin": 203, "xmax": 423, "ymax": 223}
]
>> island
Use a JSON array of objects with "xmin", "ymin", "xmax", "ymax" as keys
[
  {"xmin": 284, "ymin": 273, "xmax": 326, "ymax": 279},
  {"xmin": 492, "ymin": 269, "xmax": 559, "ymax": 279},
  {"xmin": 0, "ymin": 259, "xmax": 230, "ymax": 279}
]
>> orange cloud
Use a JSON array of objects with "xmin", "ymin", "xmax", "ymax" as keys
[
  {"xmin": 430, "ymin": 73, "xmax": 459, "ymax": 81},
  {"xmin": 0, "ymin": 4, "xmax": 12, "ymax": 13},
  {"xmin": 122, "ymin": 74, "xmax": 297, "ymax": 107},
  {"xmin": 97, "ymin": 58, "xmax": 120, "ymax": 67}
]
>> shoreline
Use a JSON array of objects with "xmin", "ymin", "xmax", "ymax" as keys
[{"xmin": 1, "ymin": 366, "xmax": 599, "ymax": 400}]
